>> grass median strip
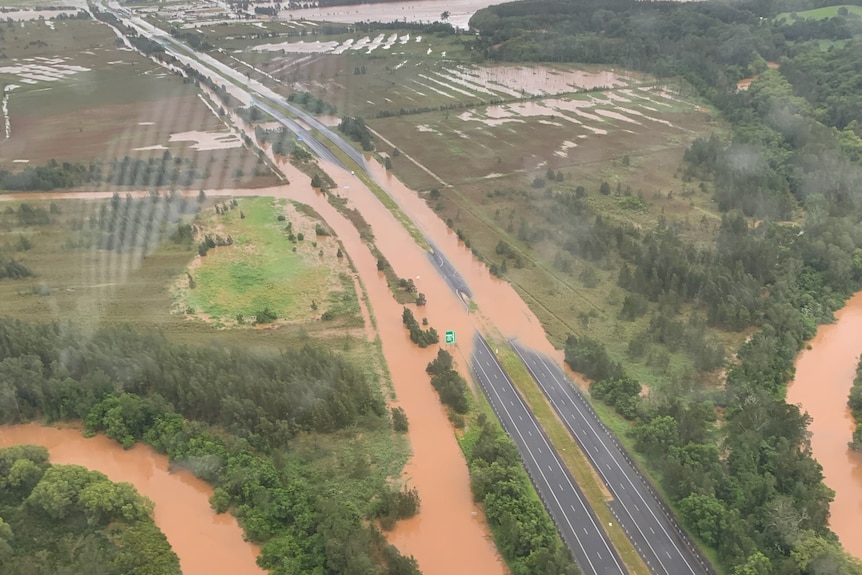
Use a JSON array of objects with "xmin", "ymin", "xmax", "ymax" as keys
[{"xmin": 492, "ymin": 340, "xmax": 652, "ymax": 575}]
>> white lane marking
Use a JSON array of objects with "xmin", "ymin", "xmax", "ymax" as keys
[
  {"xmin": 473, "ymin": 341, "xmax": 619, "ymax": 575},
  {"xmin": 512, "ymin": 345, "xmax": 693, "ymax": 575}
]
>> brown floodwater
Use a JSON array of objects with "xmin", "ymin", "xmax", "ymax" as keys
[
  {"xmin": 0, "ymin": 423, "xmax": 265, "ymax": 575},
  {"xmin": 787, "ymin": 291, "xmax": 862, "ymax": 559},
  {"xmin": 0, "ymin": 116, "xmax": 561, "ymax": 575}
]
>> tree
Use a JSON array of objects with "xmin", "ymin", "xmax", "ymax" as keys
[
  {"xmin": 441, "ymin": 10, "xmax": 450, "ymax": 21},
  {"xmin": 391, "ymin": 407, "xmax": 409, "ymax": 432},
  {"xmin": 678, "ymin": 493, "xmax": 727, "ymax": 547},
  {"xmin": 415, "ymin": 293, "xmax": 426, "ymax": 306}
]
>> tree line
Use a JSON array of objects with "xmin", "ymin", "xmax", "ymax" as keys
[
  {"xmin": 0, "ymin": 445, "xmax": 180, "ymax": 575},
  {"xmin": 464, "ymin": 414, "xmax": 579, "ymax": 575},
  {"xmin": 0, "ymin": 154, "xmax": 213, "ymax": 191},
  {"xmin": 0, "ymin": 318, "xmax": 421, "ymax": 575}
]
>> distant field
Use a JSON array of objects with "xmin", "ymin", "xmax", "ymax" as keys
[
  {"xmin": 206, "ymin": 27, "xmax": 472, "ymax": 118},
  {"xmin": 180, "ymin": 196, "xmax": 361, "ymax": 328},
  {"xmin": 0, "ymin": 196, "xmax": 363, "ymax": 350},
  {"xmin": 776, "ymin": 4, "xmax": 862, "ymax": 21},
  {"xmin": 0, "ymin": 19, "xmax": 279, "ymax": 188}
]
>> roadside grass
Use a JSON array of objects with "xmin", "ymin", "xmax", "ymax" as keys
[
  {"xmin": 183, "ymin": 196, "xmax": 359, "ymax": 325},
  {"xmin": 776, "ymin": 4, "xmax": 862, "ymax": 21},
  {"xmin": 485, "ymin": 339, "xmax": 652, "ymax": 575}
]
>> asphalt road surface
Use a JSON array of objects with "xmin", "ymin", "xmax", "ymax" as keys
[
  {"xmin": 510, "ymin": 342, "xmax": 714, "ymax": 575},
  {"xmin": 470, "ymin": 333, "xmax": 627, "ymax": 575},
  {"xmin": 101, "ymin": 0, "xmax": 365, "ymax": 171},
  {"xmin": 425, "ymin": 237, "xmax": 472, "ymax": 302}
]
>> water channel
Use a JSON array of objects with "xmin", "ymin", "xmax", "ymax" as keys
[{"xmin": 787, "ymin": 290, "xmax": 862, "ymax": 559}]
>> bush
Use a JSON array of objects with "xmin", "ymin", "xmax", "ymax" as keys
[
  {"xmin": 391, "ymin": 407, "xmax": 409, "ymax": 432},
  {"xmin": 254, "ymin": 307, "xmax": 277, "ymax": 324}
]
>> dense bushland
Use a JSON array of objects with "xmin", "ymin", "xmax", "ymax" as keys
[{"xmin": 0, "ymin": 319, "xmax": 420, "ymax": 575}]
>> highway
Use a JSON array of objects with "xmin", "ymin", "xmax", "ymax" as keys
[
  {"xmin": 425, "ymin": 237, "xmax": 472, "ymax": 302},
  {"xmin": 95, "ymin": 7, "xmax": 710, "ymax": 572},
  {"xmin": 510, "ymin": 342, "xmax": 713, "ymax": 575},
  {"xmin": 470, "ymin": 333, "xmax": 627, "ymax": 575},
  {"xmin": 99, "ymin": 0, "xmax": 366, "ymax": 171}
]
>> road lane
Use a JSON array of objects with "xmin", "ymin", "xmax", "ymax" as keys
[
  {"xmin": 510, "ymin": 342, "xmax": 714, "ymax": 575},
  {"xmin": 470, "ymin": 333, "xmax": 627, "ymax": 575}
]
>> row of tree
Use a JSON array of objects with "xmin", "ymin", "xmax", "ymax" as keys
[
  {"xmin": 466, "ymin": 414, "xmax": 579, "ymax": 575},
  {"xmin": 401, "ymin": 306, "xmax": 439, "ymax": 347}
]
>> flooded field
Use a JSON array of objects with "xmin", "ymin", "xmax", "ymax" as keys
[
  {"xmin": 279, "ymin": 0, "xmax": 500, "ymax": 29},
  {"xmin": 787, "ymin": 291, "xmax": 862, "ymax": 559},
  {"xmin": 0, "ymin": 423, "xmax": 266, "ymax": 575},
  {"xmin": 372, "ymin": 82, "xmax": 702, "ymax": 189}
]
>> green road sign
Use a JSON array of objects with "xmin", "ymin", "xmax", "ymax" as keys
[{"xmin": 445, "ymin": 330, "xmax": 455, "ymax": 344}]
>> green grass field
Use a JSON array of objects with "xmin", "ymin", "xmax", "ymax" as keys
[
  {"xmin": 182, "ymin": 196, "xmax": 361, "ymax": 327},
  {"xmin": 776, "ymin": 4, "xmax": 862, "ymax": 21}
]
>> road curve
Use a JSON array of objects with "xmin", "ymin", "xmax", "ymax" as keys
[
  {"xmin": 509, "ymin": 342, "xmax": 715, "ymax": 575},
  {"xmin": 470, "ymin": 333, "xmax": 627, "ymax": 575}
]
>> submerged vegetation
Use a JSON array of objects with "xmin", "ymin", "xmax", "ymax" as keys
[{"xmin": 0, "ymin": 445, "xmax": 180, "ymax": 575}]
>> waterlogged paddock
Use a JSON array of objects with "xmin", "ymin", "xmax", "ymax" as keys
[{"xmin": 372, "ymin": 82, "xmax": 704, "ymax": 188}]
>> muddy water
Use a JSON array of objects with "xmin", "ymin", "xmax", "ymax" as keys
[
  {"xmin": 256, "ymin": 177, "xmax": 506, "ymax": 575},
  {"xmin": 0, "ymin": 423, "xmax": 265, "ymax": 575},
  {"xmin": 1, "ymin": 139, "xmax": 555, "ymax": 575},
  {"xmin": 787, "ymin": 291, "xmax": 862, "ymax": 559}
]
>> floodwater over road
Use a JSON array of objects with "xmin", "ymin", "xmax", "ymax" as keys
[
  {"xmin": 787, "ymin": 291, "xmax": 862, "ymax": 559},
  {"xmin": 0, "ymin": 423, "xmax": 265, "ymax": 575}
]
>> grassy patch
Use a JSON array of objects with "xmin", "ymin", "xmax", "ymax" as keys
[
  {"xmin": 776, "ymin": 4, "xmax": 862, "ymax": 21},
  {"xmin": 182, "ymin": 196, "xmax": 360, "ymax": 326},
  {"xmin": 489, "ymin": 339, "xmax": 652, "ymax": 575}
]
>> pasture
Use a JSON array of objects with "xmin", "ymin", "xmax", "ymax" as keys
[{"xmin": 0, "ymin": 18, "xmax": 279, "ymax": 188}]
